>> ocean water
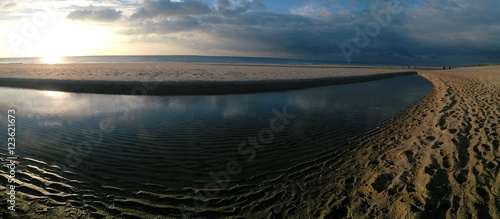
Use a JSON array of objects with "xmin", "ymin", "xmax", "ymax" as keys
[
  {"xmin": 0, "ymin": 55, "xmax": 325, "ymax": 65},
  {"xmin": 0, "ymin": 75, "xmax": 433, "ymax": 217},
  {"xmin": 0, "ymin": 55, "xmax": 447, "ymax": 68}
]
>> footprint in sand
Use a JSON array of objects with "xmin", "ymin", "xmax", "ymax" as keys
[
  {"xmin": 431, "ymin": 141, "xmax": 444, "ymax": 149},
  {"xmin": 442, "ymin": 155, "xmax": 452, "ymax": 169},
  {"xmin": 371, "ymin": 173, "xmax": 395, "ymax": 193},
  {"xmin": 403, "ymin": 150, "xmax": 416, "ymax": 164},
  {"xmin": 453, "ymin": 169, "xmax": 468, "ymax": 184}
]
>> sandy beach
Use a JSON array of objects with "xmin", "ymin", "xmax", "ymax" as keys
[
  {"xmin": 0, "ymin": 64, "xmax": 498, "ymax": 218},
  {"xmin": 296, "ymin": 66, "xmax": 499, "ymax": 218},
  {"xmin": 0, "ymin": 63, "xmax": 418, "ymax": 95}
]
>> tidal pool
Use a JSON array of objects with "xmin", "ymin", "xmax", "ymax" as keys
[{"xmin": 0, "ymin": 74, "xmax": 433, "ymax": 217}]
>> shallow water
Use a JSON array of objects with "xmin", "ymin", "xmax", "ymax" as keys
[{"xmin": 0, "ymin": 75, "xmax": 433, "ymax": 217}]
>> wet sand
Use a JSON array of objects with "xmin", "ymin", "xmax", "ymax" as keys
[{"xmin": 0, "ymin": 65, "xmax": 498, "ymax": 218}]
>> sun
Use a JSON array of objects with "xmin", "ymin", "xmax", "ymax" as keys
[
  {"xmin": 29, "ymin": 18, "xmax": 116, "ymax": 64},
  {"xmin": 42, "ymin": 54, "xmax": 63, "ymax": 64}
]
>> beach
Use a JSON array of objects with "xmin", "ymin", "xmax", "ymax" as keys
[
  {"xmin": 0, "ymin": 63, "xmax": 418, "ymax": 95},
  {"xmin": 299, "ymin": 66, "xmax": 499, "ymax": 218},
  {"xmin": 0, "ymin": 64, "xmax": 498, "ymax": 218}
]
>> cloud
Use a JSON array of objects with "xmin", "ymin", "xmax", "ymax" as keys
[
  {"xmin": 119, "ymin": 15, "xmax": 201, "ymax": 34},
  {"xmin": 1, "ymin": 2, "xmax": 16, "ymax": 9},
  {"xmin": 291, "ymin": 0, "xmax": 337, "ymax": 20},
  {"xmin": 122, "ymin": 0, "xmax": 350, "ymax": 58},
  {"xmin": 385, "ymin": 0, "xmax": 500, "ymax": 64},
  {"xmin": 203, "ymin": 12, "xmax": 346, "ymax": 57},
  {"xmin": 66, "ymin": 0, "xmax": 500, "ymax": 66},
  {"xmin": 214, "ymin": 0, "xmax": 265, "ymax": 15},
  {"xmin": 131, "ymin": 0, "xmax": 211, "ymax": 19},
  {"xmin": 67, "ymin": 6, "xmax": 122, "ymax": 22}
]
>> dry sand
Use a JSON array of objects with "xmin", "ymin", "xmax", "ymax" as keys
[
  {"xmin": 0, "ymin": 64, "xmax": 498, "ymax": 218},
  {"xmin": 294, "ymin": 66, "xmax": 499, "ymax": 218},
  {"xmin": 0, "ymin": 63, "xmax": 416, "ymax": 95},
  {"xmin": 0, "ymin": 63, "xmax": 419, "ymax": 81}
]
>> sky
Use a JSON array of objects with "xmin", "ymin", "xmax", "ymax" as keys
[{"xmin": 1, "ymin": 0, "xmax": 499, "ymax": 66}]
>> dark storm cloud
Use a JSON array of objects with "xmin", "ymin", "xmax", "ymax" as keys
[
  {"xmin": 67, "ymin": 6, "xmax": 122, "ymax": 22},
  {"xmin": 205, "ymin": 13, "xmax": 345, "ymax": 56},
  {"xmin": 120, "ymin": 15, "xmax": 201, "ymax": 34},
  {"xmin": 124, "ymin": 0, "xmax": 350, "ymax": 57},
  {"xmin": 119, "ymin": 0, "xmax": 500, "ymax": 65},
  {"xmin": 386, "ymin": 0, "xmax": 500, "ymax": 65}
]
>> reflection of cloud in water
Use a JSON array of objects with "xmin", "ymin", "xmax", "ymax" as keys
[
  {"xmin": 222, "ymin": 106, "xmax": 244, "ymax": 119},
  {"xmin": 1, "ymin": 76, "xmax": 432, "ymax": 132},
  {"xmin": 38, "ymin": 120, "xmax": 63, "ymax": 127},
  {"xmin": 287, "ymin": 97, "xmax": 312, "ymax": 111},
  {"xmin": 165, "ymin": 98, "xmax": 187, "ymax": 111},
  {"xmin": 286, "ymin": 95, "xmax": 329, "ymax": 112},
  {"xmin": 0, "ymin": 88, "xmax": 150, "ymax": 118}
]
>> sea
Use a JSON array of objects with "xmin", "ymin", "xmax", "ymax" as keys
[{"xmin": 0, "ymin": 55, "xmax": 385, "ymax": 66}]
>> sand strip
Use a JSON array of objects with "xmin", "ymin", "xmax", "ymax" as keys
[
  {"xmin": 0, "ymin": 63, "xmax": 415, "ymax": 95},
  {"xmin": 0, "ymin": 72, "xmax": 414, "ymax": 95}
]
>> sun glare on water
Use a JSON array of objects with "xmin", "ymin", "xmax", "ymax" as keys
[
  {"xmin": 42, "ymin": 54, "xmax": 63, "ymax": 64},
  {"xmin": 41, "ymin": 91, "xmax": 67, "ymax": 98}
]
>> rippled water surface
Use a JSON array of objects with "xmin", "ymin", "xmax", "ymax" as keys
[{"xmin": 0, "ymin": 75, "xmax": 433, "ymax": 217}]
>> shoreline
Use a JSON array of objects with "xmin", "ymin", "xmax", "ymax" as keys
[
  {"xmin": 0, "ymin": 63, "xmax": 417, "ymax": 95},
  {"xmin": 299, "ymin": 66, "xmax": 499, "ymax": 218},
  {"xmin": 0, "ymin": 72, "xmax": 415, "ymax": 95}
]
